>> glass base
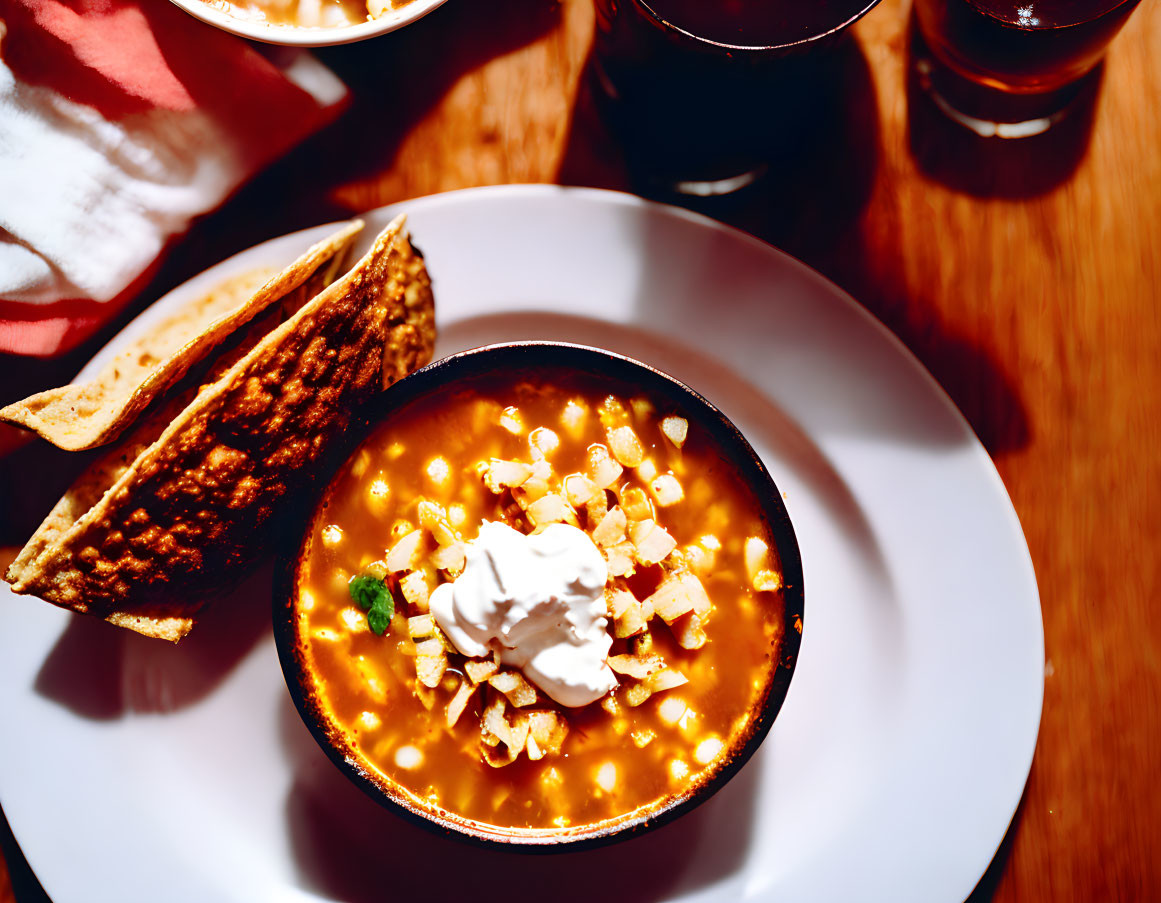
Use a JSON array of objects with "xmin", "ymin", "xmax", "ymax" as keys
[
  {"xmin": 914, "ymin": 54, "xmax": 1087, "ymax": 139},
  {"xmin": 669, "ymin": 166, "xmax": 769, "ymax": 198},
  {"xmin": 590, "ymin": 60, "xmax": 775, "ymax": 198}
]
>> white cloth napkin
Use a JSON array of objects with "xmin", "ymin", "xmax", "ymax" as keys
[{"xmin": 0, "ymin": 0, "xmax": 348, "ymax": 356}]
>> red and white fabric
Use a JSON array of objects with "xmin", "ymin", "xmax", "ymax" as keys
[{"xmin": 0, "ymin": 0, "xmax": 348, "ymax": 356}]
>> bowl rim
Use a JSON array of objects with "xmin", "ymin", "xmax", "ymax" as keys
[
  {"xmin": 630, "ymin": 0, "xmax": 883, "ymax": 54},
  {"xmin": 165, "ymin": 0, "xmax": 449, "ymax": 47},
  {"xmin": 272, "ymin": 340, "xmax": 805, "ymax": 851}
]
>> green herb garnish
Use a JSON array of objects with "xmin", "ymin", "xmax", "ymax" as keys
[{"xmin": 348, "ymin": 574, "xmax": 395, "ymax": 636}]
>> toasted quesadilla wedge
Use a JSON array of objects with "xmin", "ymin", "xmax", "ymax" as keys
[
  {"xmin": 6, "ymin": 215, "xmax": 435, "ymax": 641},
  {"xmin": 0, "ymin": 220, "xmax": 364, "ymax": 451}
]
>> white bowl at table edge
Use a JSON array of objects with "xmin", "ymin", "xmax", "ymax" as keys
[{"xmin": 166, "ymin": 0, "xmax": 449, "ymax": 47}]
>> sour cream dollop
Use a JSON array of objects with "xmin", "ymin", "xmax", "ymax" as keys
[{"xmin": 429, "ymin": 520, "xmax": 616, "ymax": 707}]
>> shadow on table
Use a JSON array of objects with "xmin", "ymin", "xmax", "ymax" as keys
[
  {"xmin": 0, "ymin": 804, "xmax": 51, "ymax": 903},
  {"xmin": 309, "ymin": 0, "xmax": 562, "ymax": 189},
  {"xmin": 905, "ymin": 12, "xmax": 1101, "ymax": 199},
  {"xmin": 889, "ymin": 306, "xmax": 1032, "ymax": 456},
  {"xmin": 966, "ymin": 777, "xmax": 1031, "ymax": 901},
  {"xmin": 33, "ymin": 559, "xmax": 274, "ymax": 720},
  {"xmin": 280, "ymin": 693, "xmax": 762, "ymax": 903}
]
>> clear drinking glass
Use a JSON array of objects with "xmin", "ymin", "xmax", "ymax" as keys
[
  {"xmin": 591, "ymin": 0, "xmax": 882, "ymax": 196},
  {"xmin": 913, "ymin": 0, "xmax": 1142, "ymax": 136}
]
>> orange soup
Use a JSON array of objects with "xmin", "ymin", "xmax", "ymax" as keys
[{"xmin": 292, "ymin": 369, "xmax": 789, "ymax": 833}]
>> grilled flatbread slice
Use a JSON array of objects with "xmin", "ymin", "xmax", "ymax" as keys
[
  {"xmin": 0, "ymin": 220, "xmax": 364, "ymax": 451},
  {"xmin": 6, "ymin": 215, "xmax": 435, "ymax": 641}
]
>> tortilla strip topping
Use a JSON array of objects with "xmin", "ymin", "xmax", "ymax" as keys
[
  {"xmin": 5, "ymin": 215, "xmax": 435, "ymax": 642},
  {"xmin": 0, "ymin": 221, "xmax": 364, "ymax": 451}
]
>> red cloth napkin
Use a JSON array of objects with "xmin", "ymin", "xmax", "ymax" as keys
[{"xmin": 0, "ymin": 0, "xmax": 348, "ymax": 356}]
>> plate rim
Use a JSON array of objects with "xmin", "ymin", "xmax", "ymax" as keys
[{"xmin": 11, "ymin": 183, "xmax": 1044, "ymax": 903}]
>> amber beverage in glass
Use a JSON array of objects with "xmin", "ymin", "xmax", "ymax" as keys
[
  {"xmin": 592, "ymin": 0, "xmax": 880, "ymax": 195},
  {"xmin": 913, "ymin": 0, "xmax": 1142, "ymax": 131}
]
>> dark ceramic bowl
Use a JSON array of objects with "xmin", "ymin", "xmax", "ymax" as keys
[{"xmin": 273, "ymin": 341, "xmax": 804, "ymax": 851}]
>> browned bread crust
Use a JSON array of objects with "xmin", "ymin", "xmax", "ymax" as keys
[{"xmin": 6, "ymin": 215, "xmax": 435, "ymax": 641}]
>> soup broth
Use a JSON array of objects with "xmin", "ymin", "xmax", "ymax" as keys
[{"xmin": 294, "ymin": 371, "xmax": 786, "ymax": 831}]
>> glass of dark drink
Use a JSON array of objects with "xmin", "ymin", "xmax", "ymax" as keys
[
  {"xmin": 913, "ymin": 0, "xmax": 1142, "ymax": 136},
  {"xmin": 592, "ymin": 0, "xmax": 882, "ymax": 196}
]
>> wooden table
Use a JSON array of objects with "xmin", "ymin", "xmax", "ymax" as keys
[{"xmin": 2, "ymin": 0, "xmax": 1158, "ymax": 899}]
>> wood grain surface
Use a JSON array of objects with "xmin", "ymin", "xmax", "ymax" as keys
[{"xmin": 1, "ymin": 0, "xmax": 1158, "ymax": 899}]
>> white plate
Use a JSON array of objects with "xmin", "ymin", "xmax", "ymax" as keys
[{"xmin": 0, "ymin": 186, "xmax": 1042, "ymax": 903}]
